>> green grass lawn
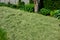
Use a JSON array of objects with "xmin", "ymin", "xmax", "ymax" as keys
[{"xmin": 0, "ymin": 6, "xmax": 60, "ymax": 40}]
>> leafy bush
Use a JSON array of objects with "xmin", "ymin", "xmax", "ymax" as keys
[
  {"xmin": 50, "ymin": 10, "xmax": 59, "ymax": 16},
  {"xmin": 7, "ymin": 2, "xmax": 18, "ymax": 8},
  {"xmin": 0, "ymin": 3, "xmax": 34, "ymax": 12},
  {"xmin": 7, "ymin": 2, "xmax": 11, "ymax": 7},
  {"xmin": 29, "ymin": 0, "xmax": 34, "ymax": 4},
  {"xmin": 18, "ymin": 0, "xmax": 25, "ymax": 9},
  {"xmin": 0, "ymin": 2, "xmax": 17, "ymax": 8},
  {"xmin": 0, "ymin": 3, "xmax": 7, "ymax": 6},
  {"xmin": 0, "ymin": 28, "xmax": 7, "ymax": 40},
  {"xmin": 55, "ymin": 14, "xmax": 60, "ymax": 19},
  {"xmin": 24, "ymin": 4, "xmax": 34, "ymax": 12},
  {"xmin": 40, "ymin": 8, "xmax": 50, "ymax": 16},
  {"xmin": 54, "ymin": 11, "xmax": 60, "ymax": 19},
  {"xmin": 10, "ymin": 4, "xmax": 17, "ymax": 8},
  {"xmin": 18, "ymin": 2, "xmax": 25, "ymax": 10},
  {"xmin": 18, "ymin": 0, "xmax": 21, "ymax": 5},
  {"xmin": 50, "ymin": 10, "xmax": 60, "ymax": 19},
  {"xmin": 44, "ymin": 0, "xmax": 60, "ymax": 10}
]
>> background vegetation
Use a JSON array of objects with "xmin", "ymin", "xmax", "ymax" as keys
[{"xmin": 44, "ymin": 0, "xmax": 60, "ymax": 10}]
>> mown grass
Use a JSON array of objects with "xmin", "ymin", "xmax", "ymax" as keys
[
  {"xmin": 0, "ymin": 28, "xmax": 7, "ymax": 40},
  {"xmin": 0, "ymin": 6, "xmax": 60, "ymax": 40}
]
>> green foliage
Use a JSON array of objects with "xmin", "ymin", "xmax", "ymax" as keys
[
  {"xmin": 18, "ymin": 0, "xmax": 21, "ymax": 6},
  {"xmin": 50, "ymin": 10, "xmax": 60, "ymax": 16},
  {"xmin": 18, "ymin": 3, "xmax": 34, "ymax": 12},
  {"xmin": 24, "ymin": 4, "xmax": 34, "ymax": 12},
  {"xmin": 0, "ymin": 2, "xmax": 17, "ymax": 8},
  {"xmin": 18, "ymin": 4, "xmax": 34, "ymax": 12},
  {"xmin": 0, "ymin": 3, "xmax": 7, "ymax": 6},
  {"xmin": 56, "ymin": 14, "xmax": 60, "ymax": 19},
  {"xmin": 54, "ymin": 10, "xmax": 60, "ymax": 19},
  {"xmin": 18, "ymin": 0, "xmax": 25, "ymax": 10},
  {"xmin": 44, "ymin": 0, "xmax": 60, "ymax": 10},
  {"xmin": 10, "ymin": 4, "xmax": 18, "ymax": 8},
  {"xmin": 18, "ymin": 2, "xmax": 25, "ymax": 10},
  {"xmin": 40, "ymin": 8, "xmax": 50, "ymax": 15},
  {"xmin": 0, "ymin": 3, "xmax": 34, "ymax": 12},
  {"xmin": 0, "ymin": 28, "xmax": 7, "ymax": 40},
  {"xmin": 29, "ymin": 0, "xmax": 34, "ymax": 4},
  {"xmin": 50, "ymin": 10, "xmax": 60, "ymax": 19},
  {"xmin": 18, "ymin": 0, "xmax": 25, "ymax": 6}
]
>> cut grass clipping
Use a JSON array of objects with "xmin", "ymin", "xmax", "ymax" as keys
[{"xmin": 0, "ymin": 28, "xmax": 7, "ymax": 40}]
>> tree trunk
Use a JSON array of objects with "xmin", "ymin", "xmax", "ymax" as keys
[
  {"xmin": 34, "ymin": 0, "xmax": 38, "ymax": 13},
  {"xmin": 33, "ymin": 0, "xmax": 44, "ymax": 12}
]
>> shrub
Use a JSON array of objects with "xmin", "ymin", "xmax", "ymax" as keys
[
  {"xmin": 54, "ymin": 11, "xmax": 60, "ymax": 19},
  {"xmin": 0, "ymin": 2, "xmax": 34, "ymax": 12},
  {"xmin": 40, "ymin": 8, "xmax": 50, "ymax": 16},
  {"xmin": 29, "ymin": 0, "xmax": 34, "ymax": 4},
  {"xmin": 50, "ymin": 10, "xmax": 60, "ymax": 16},
  {"xmin": 7, "ymin": 2, "xmax": 18, "ymax": 8},
  {"xmin": 0, "ymin": 28, "xmax": 7, "ymax": 40},
  {"xmin": 7, "ymin": 2, "xmax": 11, "ymax": 7},
  {"xmin": 18, "ymin": 0, "xmax": 25, "ymax": 9},
  {"xmin": 50, "ymin": 10, "xmax": 60, "ymax": 19},
  {"xmin": 10, "ymin": 4, "xmax": 17, "ymax": 8},
  {"xmin": 18, "ymin": 0, "xmax": 21, "ymax": 5},
  {"xmin": 44, "ymin": 0, "xmax": 60, "ymax": 10},
  {"xmin": 17, "ymin": 1, "xmax": 25, "ymax": 10},
  {"xmin": 24, "ymin": 4, "xmax": 34, "ymax": 12},
  {"xmin": 0, "ymin": 2, "xmax": 17, "ymax": 8},
  {"xmin": 0, "ymin": 3, "xmax": 7, "ymax": 6},
  {"xmin": 58, "ymin": 16, "xmax": 60, "ymax": 19},
  {"xmin": 19, "ymin": 2, "xmax": 25, "ymax": 10}
]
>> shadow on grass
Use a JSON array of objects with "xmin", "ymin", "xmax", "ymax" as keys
[{"xmin": 0, "ymin": 28, "xmax": 8, "ymax": 40}]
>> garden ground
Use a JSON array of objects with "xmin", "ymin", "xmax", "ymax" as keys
[{"xmin": 0, "ymin": 6, "xmax": 60, "ymax": 40}]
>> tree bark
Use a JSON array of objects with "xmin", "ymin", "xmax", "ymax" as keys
[
  {"xmin": 34, "ymin": 0, "xmax": 38, "ymax": 13},
  {"xmin": 33, "ymin": 0, "xmax": 44, "ymax": 12}
]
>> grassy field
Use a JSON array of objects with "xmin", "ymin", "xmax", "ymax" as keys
[{"xmin": 0, "ymin": 6, "xmax": 60, "ymax": 40}]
